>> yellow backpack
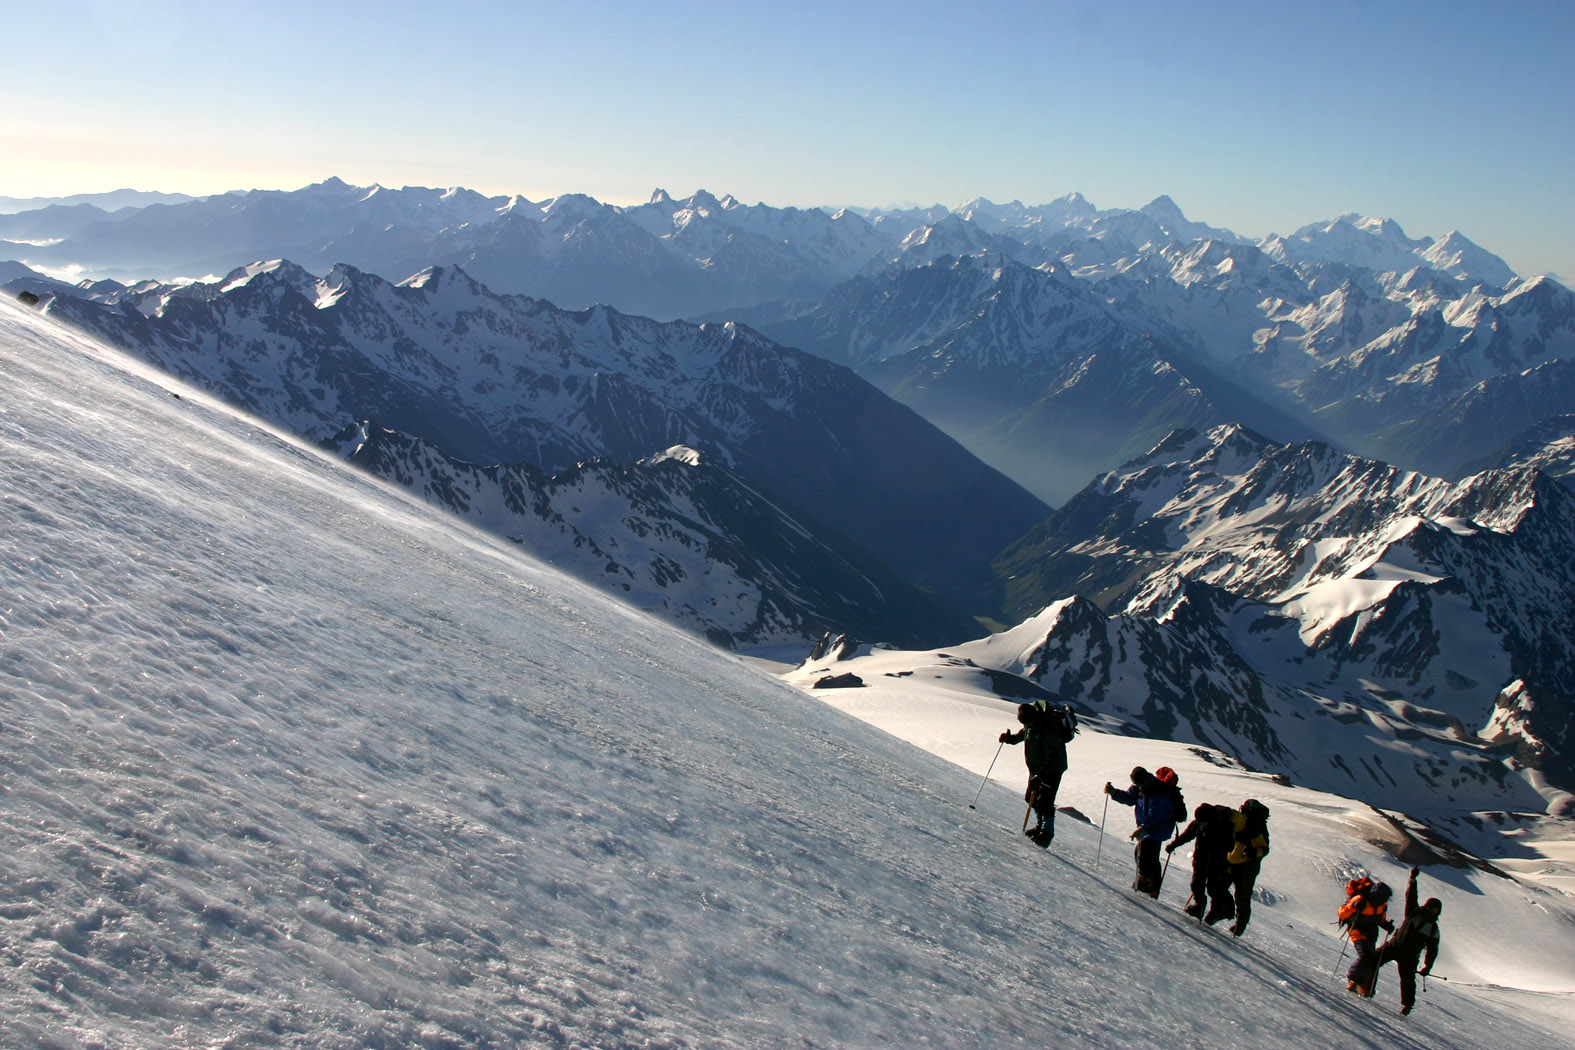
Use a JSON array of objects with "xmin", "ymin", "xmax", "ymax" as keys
[{"xmin": 1226, "ymin": 799, "xmax": 1270, "ymax": 864}]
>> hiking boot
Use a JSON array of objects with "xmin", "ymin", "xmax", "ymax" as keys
[
  {"xmin": 1031, "ymin": 829, "xmax": 1052, "ymax": 848},
  {"xmin": 1183, "ymin": 903, "xmax": 1204, "ymax": 919},
  {"xmin": 1399, "ymin": 1004, "xmax": 1412, "ymax": 1017},
  {"xmin": 1228, "ymin": 921, "xmax": 1245, "ymax": 937},
  {"xmin": 1204, "ymin": 910, "xmax": 1232, "ymax": 926}
]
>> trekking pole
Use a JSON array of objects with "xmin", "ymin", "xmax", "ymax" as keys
[
  {"xmin": 1095, "ymin": 793, "xmax": 1110, "ymax": 868},
  {"xmin": 968, "ymin": 741, "xmax": 1005, "ymax": 809},
  {"xmin": 1333, "ymin": 936, "xmax": 1349, "ymax": 976}
]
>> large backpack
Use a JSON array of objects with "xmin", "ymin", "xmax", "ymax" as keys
[
  {"xmin": 1242, "ymin": 798, "xmax": 1270, "ymax": 854},
  {"xmin": 1340, "ymin": 878, "xmax": 1391, "ymax": 929},
  {"xmin": 1028, "ymin": 700, "xmax": 1077, "ymax": 744},
  {"xmin": 1050, "ymin": 702, "xmax": 1078, "ymax": 744},
  {"xmin": 1154, "ymin": 766, "xmax": 1185, "ymax": 824}
]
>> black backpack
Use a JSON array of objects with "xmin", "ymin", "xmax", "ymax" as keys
[{"xmin": 1052, "ymin": 703, "xmax": 1078, "ymax": 743}]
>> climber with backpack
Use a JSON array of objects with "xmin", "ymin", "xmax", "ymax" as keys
[
  {"xmin": 1153, "ymin": 766, "xmax": 1186, "ymax": 828},
  {"xmin": 1339, "ymin": 874, "xmax": 1395, "ymax": 996},
  {"xmin": 1168, "ymin": 802, "xmax": 1237, "ymax": 924},
  {"xmin": 1224, "ymin": 798, "xmax": 1271, "ymax": 936},
  {"xmin": 1374, "ymin": 867, "xmax": 1443, "ymax": 1016},
  {"xmin": 999, "ymin": 700, "xmax": 1075, "ymax": 848},
  {"xmin": 1104, "ymin": 766, "xmax": 1178, "ymax": 897}
]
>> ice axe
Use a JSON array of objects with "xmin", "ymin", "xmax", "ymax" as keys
[
  {"xmin": 1023, "ymin": 780, "xmax": 1040, "ymax": 833},
  {"xmin": 969, "ymin": 740, "xmax": 1004, "ymax": 809}
]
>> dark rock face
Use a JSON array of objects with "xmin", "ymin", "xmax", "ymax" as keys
[{"xmin": 327, "ymin": 424, "xmax": 981, "ymax": 651}]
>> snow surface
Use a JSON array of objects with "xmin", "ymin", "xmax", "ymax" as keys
[{"xmin": 1, "ymin": 298, "xmax": 1572, "ymax": 1048}]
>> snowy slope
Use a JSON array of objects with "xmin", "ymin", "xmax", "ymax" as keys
[{"xmin": 6, "ymin": 293, "xmax": 1572, "ymax": 1048}]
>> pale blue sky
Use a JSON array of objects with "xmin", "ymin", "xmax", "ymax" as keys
[{"xmin": 3, "ymin": 0, "xmax": 1571, "ymax": 277}]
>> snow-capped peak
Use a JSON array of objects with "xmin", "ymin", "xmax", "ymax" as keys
[
  {"xmin": 649, "ymin": 444, "xmax": 703, "ymax": 466},
  {"xmin": 216, "ymin": 258, "xmax": 293, "ymax": 293}
]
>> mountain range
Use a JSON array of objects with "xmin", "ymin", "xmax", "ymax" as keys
[
  {"xmin": 736, "ymin": 236, "xmax": 1575, "ymax": 505},
  {"xmin": 11, "ymin": 179, "xmax": 1572, "ymax": 510},
  {"xmin": 2, "ymin": 178, "xmax": 1524, "ymax": 313},
  {"xmin": 9, "ymin": 178, "xmax": 1575, "ymax": 810}
]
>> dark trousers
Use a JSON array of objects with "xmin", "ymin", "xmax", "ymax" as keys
[
  {"xmin": 1376, "ymin": 943, "xmax": 1422, "ymax": 1009},
  {"xmin": 1231, "ymin": 859, "xmax": 1261, "ymax": 931},
  {"xmin": 1028, "ymin": 769, "xmax": 1063, "ymax": 834},
  {"xmin": 1133, "ymin": 837, "xmax": 1163, "ymax": 892},
  {"xmin": 1347, "ymin": 937, "xmax": 1379, "ymax": 993},
  {"xmin": 1190, "ymin": 857, "xmax": 1234, "ymax": 920}
]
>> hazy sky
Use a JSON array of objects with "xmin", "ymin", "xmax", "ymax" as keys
[{"xmin": 3, "ymin": 0, "xmax": 1571, "ymax": 277}]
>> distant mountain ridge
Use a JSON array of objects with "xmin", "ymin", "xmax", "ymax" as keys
[
  {"xmin": 2, "ymin": 177, "xmax": 1521, "ymax": 317},
  {"xmin": 0, "ymin": 188, "xmax": 200, "ymax": 214},
  {"xmin": 738, "ymin": 253, "xmax": 1301, "ymax": 503},
  {"xmin": 734, "ymin": 242, "xmax": 1575, "ymax": 503}
]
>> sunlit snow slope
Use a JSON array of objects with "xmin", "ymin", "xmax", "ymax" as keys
[{"xmin": 0, "ymin": 298, "xmax": 1569, "ymax": 1048}]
